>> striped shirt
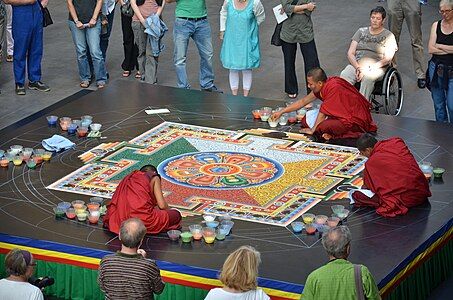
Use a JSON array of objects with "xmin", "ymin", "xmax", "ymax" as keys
[{"xmin": 98, "ymin": 252, "xmax": 165, "ymax": 300}]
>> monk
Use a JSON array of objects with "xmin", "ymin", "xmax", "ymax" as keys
[
  {"xmin": 352, "ymin": 133, "xmax": 431, "ymax": 217},
  {"xmin": 272, "ymin": 67, "xmax": 377, "ymax": 143},
  {"xmin": 104, "ymin": 165, "xmax": 182, "ymax": 234}
]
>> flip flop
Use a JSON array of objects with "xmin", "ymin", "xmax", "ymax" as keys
[
  {"xmin": 287, "ymin": 94, "xmax": 298, "ymax": 99},
  {"xmin": 135, "ymin": 72, "xmax": 141, "ymax": 79},
  {"xmin": 80, "ymin": 81, "xmax": 90, "ymax": 88},
  {"xmin": 122, "ymin": 71, "xmax": 131, "ymax": 77}
]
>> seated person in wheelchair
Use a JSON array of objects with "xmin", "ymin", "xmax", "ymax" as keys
[{"xmin": 340, "ymin": 6, "xmax": 398, "ymax": 100}]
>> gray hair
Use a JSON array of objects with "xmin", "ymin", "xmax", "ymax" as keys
[
  {"xmin": 321, "ymin": 226, "xmax": 352, "ymax": 258},
  {"xmin": 5, "ymin": 249, "xmax": 32, "ymax": 276},
  {"xmin": 440, "ymin": 0, "xmax": 453, "ymax": 8},
  {"xmin": 119, "ymin": 218, "xmax": 147, "ymax": 248}
]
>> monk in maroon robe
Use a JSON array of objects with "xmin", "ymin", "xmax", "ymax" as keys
[
  {"xmin": 272, "ymin": 67, "xmax": 377, "ymax": 141},
  {"xmin": 352, "ymin": 134, "xmax": 431, "ymax": 217},
  {"xmin": 104, "ymin": 165, "xmax": 182, "ymax": 234}
]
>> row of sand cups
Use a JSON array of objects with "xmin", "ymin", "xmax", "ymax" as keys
[
  {"xmin": 0, "ymin": 146, "xmax": 52, "ymax": 168},
  {"xmin": 167, "ymin": 214, "xmax": 235, "ymax": 244},
  {"xmin": 53, "ymin": 197, "xmax": 106, "ymax": 224},
  {"xmin": 46, "ymin": 115, "xmax": 101, "ymax": 136},
  {"xmin": 290, "ymin": 205, "xmax": 350, "ymax": 234},
  {"xmin": 252, "ymin": 106, "xmax": 309, "ymax": 127}
]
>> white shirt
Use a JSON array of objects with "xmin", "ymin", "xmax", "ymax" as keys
[
  {"xmin": 103, "ymin": 0, "xmax": 116, "ymax": 15},
  {"xmin": 204, "ymin": 288, "xmax": 270, "ymax": 300},
  {"xmin": 220, "ymin": 0, "xmax": 265, "ymax": 32},
  {"xmin": 0, "ymin": 279, "xmax": 44, "ymax": 300}
]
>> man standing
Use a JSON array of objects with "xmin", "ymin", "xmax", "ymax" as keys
[
  {"xmin": 353, "ymin": 133, "xmax": 431, "ymax": 217},
  {"xmin": 302, "ymin": 226, "xmax": 381, "ymax": 300},
  {"xmin": 165, "ymin": 0, "xmax": 222, "ymax": 92},
  {"xmin": 98, "ymin": 218, "xmax": 165, "ymax": 299},
  {"xmin": 340, "ymin": 6, "xmax": 398, "ymax": 100},
  {"xmin": 272, "ymin": 68, "xmax": 377, "ymax": 143},
  {"xmin": 4, "ymin": 0, "xmax": 50, "ymax": 95},
  {"xmin": 387, "ymin": 0, "xmax": 426, "ymax": 88}
]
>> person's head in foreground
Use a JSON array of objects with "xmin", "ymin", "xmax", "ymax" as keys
[
  {"xmin": 4, "ymin": 249, "xmax": 36, "ymax": 281},
  {"xmin": 140, "ymin": 164, "xmax": 159, "ymax": 177},
  {"xmin": 321, "ymin": 226, "xmax": 352, "ymax": 260},
  {"xmin": 219, "ymin": 245, "xmax": 261, "ymax": 292},
  {"xmin": 306, "ymin": 67, "xmax": 328, "ymax": 94},
  {"xmin": 119, "ymin": 218, "xmax": 147, "ymax": 250},
  {"xmin": 369, "ymin": 6, "xmax": 386, "ymax": 30},
  {"xmin": 356, "ymin": 133, "xmax": 378, "ymax": 158},
  {"xmin": 439, "ymin": 0, "xmax": 453, "ymax": 21}
]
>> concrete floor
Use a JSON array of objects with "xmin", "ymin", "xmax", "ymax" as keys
[{"xmin": 0, "ymin": 0, "xmax": 439, "ymax": 129}]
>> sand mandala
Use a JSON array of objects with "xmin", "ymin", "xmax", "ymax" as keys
[{"xmin": 48, "ymin": 122, "xmax": 366, "ymax": 226}]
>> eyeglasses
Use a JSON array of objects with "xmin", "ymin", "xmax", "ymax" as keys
[
  {"xmin": 28, "ymin": 262, "xmax": 37, "ymax": 267},
  {"xmin": 439, "ymin": 9, "xmax": 453, "ymax": 14}
]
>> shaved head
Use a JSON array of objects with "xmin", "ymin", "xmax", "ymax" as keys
[{"xmin": 307, "ymin": 67, "xmax": 327, "ymax": 83}]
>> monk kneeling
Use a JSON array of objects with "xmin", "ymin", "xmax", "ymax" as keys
[
  {"xmin": 104, "ymin": 165, "xmax": 182, "ymax": 234},
  {"xmin": 352, "ymin": 134, "xmax": 431, "ymax": 217}
]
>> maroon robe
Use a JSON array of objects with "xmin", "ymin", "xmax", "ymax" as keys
[
  {"xmin": 354, "ymin": 137, "xmax": 431, "ymax": 217},
  {"xmin": 313, "ymin": 77, "xmax": 378, "ymax": 139}
]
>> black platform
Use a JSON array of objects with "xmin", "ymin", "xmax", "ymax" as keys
[{"xmin": 0, "ymin": 81, "xmax": 452, "ymax": 293}]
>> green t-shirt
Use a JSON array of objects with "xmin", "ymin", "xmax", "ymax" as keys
[
  {"xmin": 175, "ymin": 0, "xmax": 207, "ymax": 18},
  {"xmin": 301, "ymin": 259, "xmax": 380, "ymax": 300}
]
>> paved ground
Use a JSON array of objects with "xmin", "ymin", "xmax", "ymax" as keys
[{"xmin": 0, "ymin": 0, "xmax": 440, "ymax": 130}]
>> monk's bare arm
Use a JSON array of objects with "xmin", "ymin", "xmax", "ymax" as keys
[
  {"xmin": 151, "ymin": 177, "xmax": 170, "ymax": 210},
  {"xmin": 300, "ymin": 111, "xmax": 326, "ymax": 134},
  {"xmin": 272, "ymin": 92, "xmax": 317, "ymax": 120}
]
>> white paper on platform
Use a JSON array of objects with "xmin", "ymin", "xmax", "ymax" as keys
[
  {"xmin": 145, "ymin": 108, "xmax": 170, "ymax": 115},
  {"xmin": 306, "ymin": 109, "xmax": 318, "ymax": 129},
  {"xmin": 348, "ymin": 189, "xmax": 375, "ymax": 204},
  {"xmin": 273, "ymin": 5, "xmax": 288, "ymax": 24}
]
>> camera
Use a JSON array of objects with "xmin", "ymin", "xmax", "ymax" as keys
[{"xmin": 29, "ymin": 276, "xmax": 55, "ymax": 289}]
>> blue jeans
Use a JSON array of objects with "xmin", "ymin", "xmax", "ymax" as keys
[
  {"xmin": 173, "ymin": 18, "xmax": 214, "ymax": 89},
  {"xmin": 429, "ymin": 60, "xmax": 453, "ymax": 123},
  {"xmin": 68, "ymin": 20, "xmax": 107, "ymax": 84}
]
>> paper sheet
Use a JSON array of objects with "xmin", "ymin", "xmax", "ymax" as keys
[
  {"xmin": 145, "ymin": 108, "xmax": 170, "ymax": 115},
  {"xmin": 273, "ymin": 5, "xmax": 288, "ymax": 24}
]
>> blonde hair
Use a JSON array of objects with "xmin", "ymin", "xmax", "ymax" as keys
[
  {"xmin": 219, "ymin": 246, "xmax": 261, "ymax": 292},
  {"xmin": 440, "ymin": 0, "xmax": 453, "ymax": 8}
]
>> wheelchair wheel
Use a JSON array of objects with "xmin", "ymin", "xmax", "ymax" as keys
[{"xmin": 383, "ymin": 68, "xmax": 403, "ymax": 116}]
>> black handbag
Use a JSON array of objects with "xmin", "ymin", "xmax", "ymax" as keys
[
  {"xmin": 121, "ymin": 0, "xmax": 134, "ymax": 17},
  {"xmin": 38, "ymin": 1, "xmax": 53, "ymax": 27},
  {"xmin": 271, "ymin": 0, "xmax": 299, "ymax": 47}
]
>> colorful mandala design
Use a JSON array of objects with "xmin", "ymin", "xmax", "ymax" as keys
[{"xmin": 158, "ymin": 152, "xmax": 284, "ymax": 189}]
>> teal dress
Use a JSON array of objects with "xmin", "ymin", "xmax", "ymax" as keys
[{"xmin": 220, "ymin": 0, "xmax": 260, "ymax": 70}]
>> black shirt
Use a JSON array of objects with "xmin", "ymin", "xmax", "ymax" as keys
[
  {"xmin": 433, "ymin": 20, "xmax": 453, "ymax": 66},
  {"xmin": 68, "ymin": 0, "xmax": 98, "ymax": 24}
]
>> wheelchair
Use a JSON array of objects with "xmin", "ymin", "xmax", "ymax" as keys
[{"xmin": 355, "ymin": 67, "xmax": 404, "ymax": 116}]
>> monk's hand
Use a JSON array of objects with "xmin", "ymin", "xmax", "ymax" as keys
[
  {"xmin": 300, "ymin": 128, "xmax": 314, "ymax": 135},
  {"xmin": 271, "ymin": 111, "xmax": 282, "ymax": 121},
  {"xmin": 137, "ymin": 249, "xmax": 147, "ymax": 258}
]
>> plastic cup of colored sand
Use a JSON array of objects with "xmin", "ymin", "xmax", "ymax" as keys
[
  {"xmin": 33, "ymin": 156, "xmax": 43, "ymax": 164},
  {"xmin": 203, "ymin": 214, "xmax": 216, "ymax": 222},
  {"xmin": 42, "ymin": 152, "xmax": 52, "ymax": 161},
  {"xmin": 217, "ymin": 224, "xmax": 229, "ymax": 236},
  {"xmin": 26, "ymin": 160, "xmax": 36, "ymax": 169},
  {"xmin": 167, "ymin": 230, "xmax": 181, "ymax": 241},
  {"xmin": 315, "ymin": 215, "xmax": 328, "ymax": 225},
  {"xmin": 189, "ymin": 224, "xmax": 203, "ymax": 240},
  {"xmin": 10, "ymin": 145, "xmax": 23, "ymax": 155},
  {"xmin": 252, "ymin": 110, "xmax": 261, "ymax": 119},
  {"xmin": 327, "ymin": 217, "xmax": 340, "ymax": 227},
  {"xmin": 90, "ymin": 123, "xmax": 102, "ymax": 132},
  {"xmin": 1, "ymin": 159, "xmax": 9, "ymax": 167},
  {"xmin": 77, "ymin": 212, "xmax": 87, "ymax": 221},
  {"xmin": 291, "ymin": 221, "xmax": 304, "ymax": 233},
  {"xmin": 336, "ymin": 209, "xmax": 350, "ymax": 220},
  {"xmin": 302, "ymin": 213, "xmax": 315, "ymax": 224},
  {"xmin": 261, "ymin": 107, "xmax": 272, "ymax": 114},
  {"xmin": 57, "ymin": 202, "xmax": 71, "ymax": 210},
  {"xmin": 75, "ymin": 205, "xmax": 87, "ymax": 215},
  {"xmin": 180, "ymin": 231, "xmax": 193, "ymax": 243},
  {"xmin": 68, "ymin": 123, "xmax": 78, "ymax": 135},
  {"xmin": 12, "ymin": 156, "xmax": 23, "ymax": 166},
  {"xmin": 87, "ymin": 202, "xmax": 100, "ymax": 211},
  {"xmin": 72, "ymin": 119, "xmax": 81, "ymax": 127},
  {"xmin": 71, "ymin": 200, "xmax": 85, "ymax": 209},
  {"xmin": 220, "ymin": 220, "xmax": 234, "ymax": 235},
  {"xmin": 90, "ymin": 196, "xmax": 104, "ymax": 204},
  {"xmin": 77, "ymin": 126, "xmax": 88, "ymax": 137},
  {"xmin": 216, "ymin": 229, "xmax": 226, "ymax": 240},
  {"xmin": 268, "ymin": 119, "xmax": 278, "ymax": 128},
  {"xmin": 53, "ymin": 207, "xmax": 66, "ymax": 219},
  {"xmin": 260, "ymin": 111, "xmax": 270, "ymax": 121},
  {"xmin": 66, "ymin": 208, "xmax": 76, "ymax": 219},
  {"xmin": 202, "ymin": 227, "xmax": 216, "ymax": 244},
  {"xmin": 22, "ymin": 148, "xmax": 33, "ymax": 159},
  {"xmin": 433, "ymin": 168, "xmax": 445, "ymax": 178},
  {"xmin": 331, "ymin": 205, "xmax": 345, "ymax": 215},
  {"xmin": 81, "ymin": 115, "xmax": 93, "ymax": 121},
  {"xmin": 305, "ymin": 224, "xmax": 316, "ymax": 235},
  {"xmin": 88, "ymin": 211, "xmax": 100, "ymax": 224},
  {"xmin": 34, "ymin": 149, "xmax": 45, "ymax": 156},
  {"xmin": 46, "ymin": 115, "xmax": 58, "ymax": 126},
  {"xmin": 206, "ymin": 221, "xmax": 219, "ymax": 228}
]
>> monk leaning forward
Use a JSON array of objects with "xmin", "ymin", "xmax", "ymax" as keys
[
  {"xmin": 272, "ymin": 67, "xmax": 377, "ymax": 145},
  {"xmin": 352, "ymin": 133, "xmax": 431, "ymax": 217},
  {"xmin": 104, "ymin": 165, "xmax": 182, "ymax": 234}
]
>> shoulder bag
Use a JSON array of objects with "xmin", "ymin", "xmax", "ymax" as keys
[{"xmin": 271, "ymin": 0, "xmax": 299, "ymax": 46}]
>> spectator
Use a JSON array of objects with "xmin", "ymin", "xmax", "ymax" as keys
[
  {"xmin": 119, "ymin": 0, "xmax": 139, "ymax": 77},
  {"xmin": 219, "ymin": 0, "xmax": 265, "ymax": 97},
  {"xmin": 5, "ymin": 0, "xmax": 50, "ymax": 95},
  {"xmin": 280, "ymin": 0, "xmax": 320, "ymax": 98},
  {"xmin": 131, "ymin": 0, "xmax": 164, "ymax": 84},
  {"xmin": 67, "ymin": 0, "xmax": 107, "ymax": 89},
  {"xmin": 0, "ymin": 249, "xmax": 43, "ymax": 300},
  {"xmin": 100, "ymin": 0, "xmax": 116, "ymax": 60},
  {"xmin": 165, "ymin": 0, "xmax": 222, "ymax": 93},
  {"xmin": 0, "ymin": 1, "xmax": 13, "ymax": 62},
  {"xmin": 302, "ymin": 226, "xmax": 380, "ymax": 300},
  {"xmin": 204, "ymin": 245, "xmax": 270, "ymax": 300},
  {"xmin": 427, "ymin": 0, "xmax": 453, "ymax": 123},
  {"xmin": 98, "ymin": 218, "xmax": 165, "ymax": 299},
  {"xmin": 340, "ymin": 6, "xmax": 398, "ymax": 100},
  {"xmin": 387, "ymin": 0, "xmax": 426, "ymax": 88}
]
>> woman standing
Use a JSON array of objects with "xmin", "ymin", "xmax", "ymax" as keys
[
  {"xmin": 131, "ymin": 0, "xmax": 164, "ymax": 84},
  {"xmin": 428, "ymin": 0, "xmax": 453, "ymax": 123},
  {"xmin": 119, "ymin": 0, "xmax": 139, "ymax": 77},
  {"xmin": 220, "ymin": 0, "xmax": 265, "ymax": 97},
  {"xmin": 68, "ymin": 0, "xmax": 107, "ymax": 89},
  {"xmin": 280, "ymin": 0, "xmax": 319, "ymax": 98}
]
